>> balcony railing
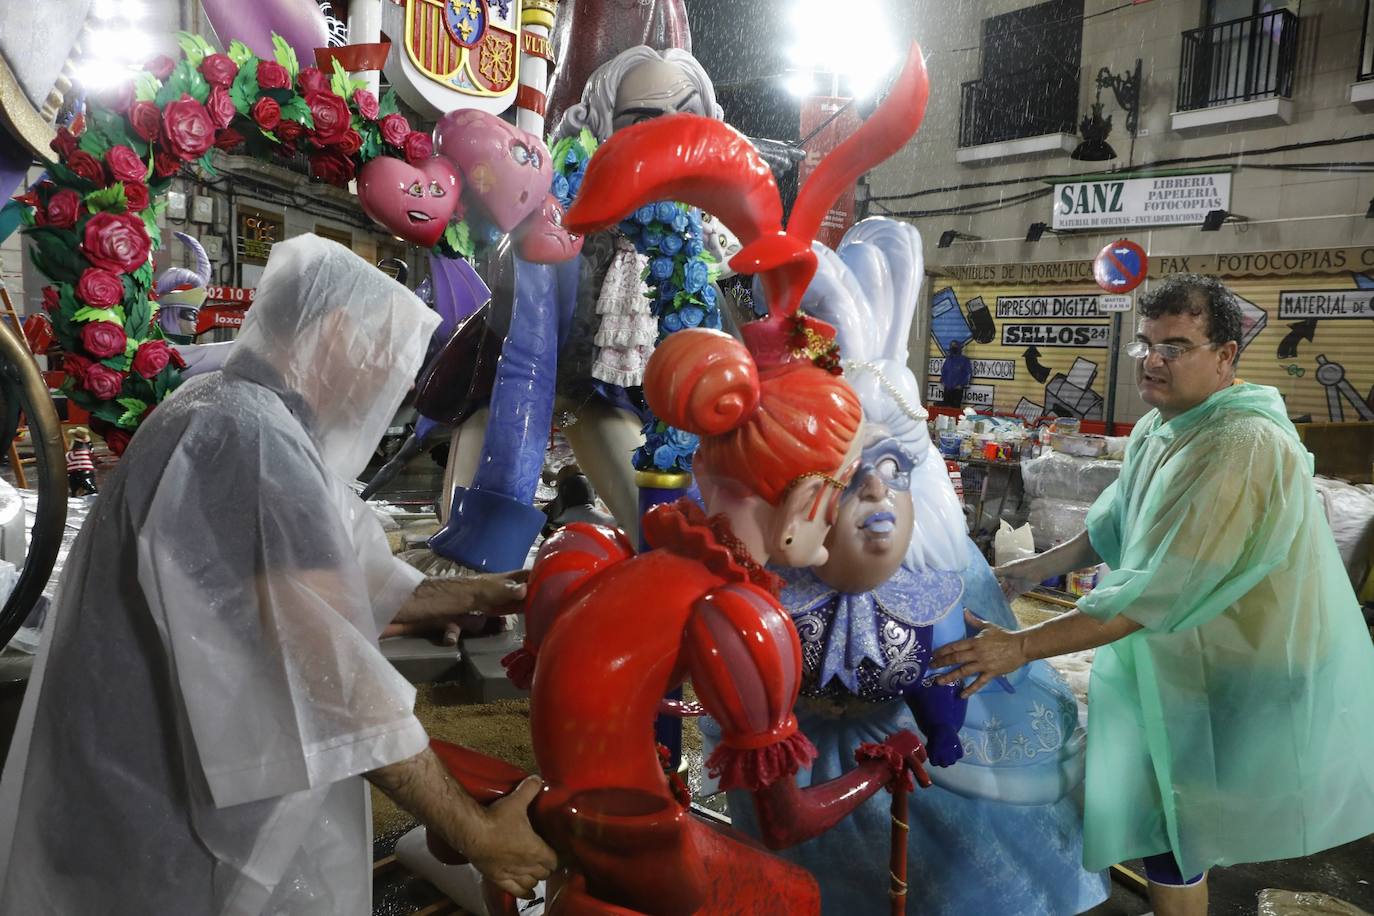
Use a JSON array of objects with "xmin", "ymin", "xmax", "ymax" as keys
[
  {"xmin": 1360, "ymin": 0, "xmax": 1373, "ymax": 81},
  {"xmin": 1178, "ymin": 9, "xmax": 1299, "ymax": 111},
  {"xmin": 958, "ymin": 63, "xmax": 1080, "ymax": 148}
]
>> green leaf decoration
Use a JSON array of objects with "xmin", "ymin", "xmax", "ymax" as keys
[
  {"xmin": 72, "ymin": 306, "xmax": 121, "ymax": 323},
  {"xmin": 26, "ymin": 227, "xmax": 84, "ymax": 284},
  {"xmin": 141, "ymin": 209, "xmax": 162, "ymax": 250},
  {"xmin": 197, "ymin": 151, "xmax": 219, "ymax": 177},
  {"xmin": 123, "ymin": 338, "xmax": 140, "ymax": 358},
  {"xmin": 157, "ymin": 59, "xmax": 210, "ymax": 105},
  {"xmin": 177, "ymin": 31, "xmax": 208, "ymax": 67},
  {"xmin": 88, "ymin": 400, "xmax": 123, "ymax": 424},
  {"xmin": 271, "ymin": 33, "xmax": 300, "ymax": 79},
  {"xmin": 18, "ymin": 205, "xmax": 35, "ymax": 228},
  {"xmin": 132, "ymin": 260, "xmax": 155, "ymax": 291},
  {"xmin": 229, "ymin": 58, "xmax": 260, "ymax": 116},
  {"xmin": 330, "ymin": 57, "xmax": 351, "ymax": 98},
  {"xmin": 125, "ymin": 292, "xmax": 152, "ymax": 337},
  {"xmin": 47, "ymin": 160, "xmax": 97, "ymax": 190},
  {"xmin": 280, "ymin": 95, "xmax": 314, "ymax": 128},
  {"xmin": 134, "ymin": 71, "xmax": 160, "ymax": 102},
  {"xmin": 579, "ymin": 127, "xmax": 598, "ymax": 155},
  {"xmin": 378, "ymin": 88, "xmax": 400, "ymax": 117},
  {"xmin": 445, "ymin": 221, "xmax": 475, "ymax": 259},
  {"xmin": 91, "ymin": 108, "xmax": 136, "ymax": 152},
  {"xmin": 227, "ymin": 40, "xmax": 254, "ymax": 67},
  {"xmin": 101, "ymin": 353, "xmax": 132, "ymax": 372},
  {"xmin": 78, "ymin": 128, "xmax": 112, "ymax": 157},
  {"xmin": 116, "ymin": 396, "xmax": 148, "ymax": 427},
  {"xmin": 84, "ymin": 184, "xmax": 129, "ymax": 214},
  {"xmin": 359, "ymin": 123, "xmax": 381, "ymax": 160}
]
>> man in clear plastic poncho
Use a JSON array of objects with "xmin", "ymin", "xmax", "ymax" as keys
[
  {"xmin": 0, "ymin": 236, "xmax": 555, "ymax": 914},
  {"xmin": 935, "ymin": 274, "xmax": 1374, "ymax": 916}
]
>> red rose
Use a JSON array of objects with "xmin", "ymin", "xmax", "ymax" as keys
[
  {"xmin": 278, "ymin": 120, "xmax": 305, "ymax": 143},
  {"xmin": 379, "ymin": 113, "xmax": 410, "ymax": 148},
  {"xmin": 76, "ymin": 268, "xmax": 125, "ymax": 308},
  {"xmin": 128, "ymin": 101, "xmax": 162, "ymax": 142},
  {"xmin": 199, "ymin": 53, "xmax": 238, "ymax": 88},
  {"xmin": 309, "ymin": 149, "xmax": 356, "ymax": 187},
  {"xmin": 82, "ymin": 211, "xmax": 151, "ymax": 274},
  {"xmin": 251, "ymin": 96, "xmax": 281, "ymax": 131},
  {"xmin": 123, "ymin": 181, "xmax": 150, "ymax": 213},
  {"xmin": 352, "ymin": 89, "xmax": 379, "ymax": 120},
  {"xmin": 213, "ymin": 128, "xmax": 245, "ymax": 152},
  {"xmin": 82, "ymin": 363, "xmax": 127, "ymax": 401},
  {"xmin": 67, "ymin": 150, "xmax": 106, "ymax": 186},
  {"xmin": 80, "ymin": 320, "xmax": 128, "ymax": 358},
  {"xmin": 161, "ymin": 95, "xmax": 215, "ymax": 160},
  {"xmin": 97, "ymin": 80, "xmax": 136, "ymax": 114},
  {"xmin": 105, "ymin": 145, "xmax": 146, "ymax": 184},
  {"xmin": 145, "ymin": 55, "xmax": 176, "ymax": 81},
  {"xmin": 332, "ymin": 128, "xmax": 362, "ymax": 157},
  {"xmin": 49, "ymin": 127, "xmax": 79, "ymax": 161},
  {"xmin": 41, "ymin": 286, "xmax": 60, "ymax": 313},
  {"xmin": 44, "ymin": 189, "xmax": 83, "ymax": 229},
  {"xmin": 101, "ymin": 426, "xmax": 132, "ymax": 455},
  {"xmin": 206, "ymin": 86, "xmax": 236, "ymax": 129},
  {"xmin": 62, "ymin": 353, "xmax": 93, "ymax": 383},
  {"xmin": 256, "ymin": 60, "xmax": 291, "ymax": 90},
  {"xmin": 404, "ymin": 132, "xmax": 433, "ymax": 165},
  {"xmin": 131, "ymin": 339, "xmax": 171, "ymax": 378},
  {"xmin": 305, "ymin": 90, "xmax": 352, "ymax": 142},
  {"xmin": 169, "ymin": 347, "xmax": 187, "ymax": 370},
  {"xmin": 153, "ymin": 146, "xmax": 182, "ymax": 178},
  {"xmin": 297, "ymin": 67, "xmax": 330, "ymax": 94}
]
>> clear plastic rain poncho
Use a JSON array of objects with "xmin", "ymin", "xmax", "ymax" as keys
[
  {"xmin": 0, "ymin": 235, "xmax": 440, "ymax": 915},
  {"xmin": 1078, "ymin": 382, "xmax": 1374, "ymax": 877}
]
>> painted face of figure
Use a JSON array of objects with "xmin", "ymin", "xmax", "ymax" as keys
[
  {"xmin": 700, "ymin": 212, "xmax": 741, "ymax": 278},
  {"xmin": 769, "ymin": 435, "xmax": 864, "ymax": 569},
  {"xmin": 433, "ymin": 108, "xmax": 553, "ymax": 232},
  {"xmin": 357, "ymin": 155, "xmax": 462, "ymax": 247},
  {"xmin": 1133, "ymin": 310, "xmax": 1237, "ymax": 420},
  {"xmin": 514, "ymin": 194, "xmax": 584, "ymax": 264},
  {"xmin": 611, "ymin": 59, "xmax": 708, "ymax": 133},
  {"xmin": 814, "ymin": 424, "xmax": 917, "ymax": 594}
]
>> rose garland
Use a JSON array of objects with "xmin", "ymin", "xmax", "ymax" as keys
[
  {"xmin": 617, "ymin": 203, "xmax": 720, "ymax": 474},
  {"xmin": 16, "ymin": 31, "xmax": 432, "ymax": 453}
]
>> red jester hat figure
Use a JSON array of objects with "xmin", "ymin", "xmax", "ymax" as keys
[{"xmin": 425, "ymin": 45, "xmax": 932, "ymax": 916}]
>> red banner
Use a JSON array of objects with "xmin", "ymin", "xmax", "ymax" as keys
[{"xmin": 798, "ymin": 96, "xmax": 863, "ymax": 250}]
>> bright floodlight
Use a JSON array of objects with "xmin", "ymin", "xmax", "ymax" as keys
[
  {"xmin": 785, "ymin": 0, "xmax": 898, "ymax": 97},
  {"xmin": 783, "ymin": 71, "xmax": 817, "ymax": 97},
  {"xmin": 74, "ymin": 59, "xmax": 135, "ymax": 90}
]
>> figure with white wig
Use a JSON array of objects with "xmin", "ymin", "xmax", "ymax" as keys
[{"xmin": 706, "ymin": 218, "xmax": 1109, "ymax": 914}]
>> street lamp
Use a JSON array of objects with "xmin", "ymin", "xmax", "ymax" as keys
[{"xmin": 783, "ymin": 0, "xmax": 900, "ymax": 99}]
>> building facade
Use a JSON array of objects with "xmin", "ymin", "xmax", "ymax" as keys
[{"xmin": 870, "ymin": 0, "xmax": 1374, "ymax": 428}]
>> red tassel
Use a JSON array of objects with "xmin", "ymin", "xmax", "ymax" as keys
[
  {"xmin": 707, "ymin": 732, "xmax": 818, "ymax": 792},
  {"xmin": 500, "ymin": 647, "xmax": 536, "ymax": 690},
  {"xmin": 855, "ymin": 742, "xmax": 916, "ymax": 794}
]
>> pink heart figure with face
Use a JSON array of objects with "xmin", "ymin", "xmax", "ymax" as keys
[
  {"xmin": 433, "ymin": 109, "xmax": 553, "ymax": 234},
  {"xmin": 515, "ymin": 194, "xmax": 585, "ymax": 264},
  {"xmin": 358, "ymin": 156, "xmax": 462, "ymax": 248}
]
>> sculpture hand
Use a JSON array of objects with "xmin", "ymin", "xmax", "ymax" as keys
[{"xmin": 924, "ymin": 725, "xmax": 965, "ymax": 768}]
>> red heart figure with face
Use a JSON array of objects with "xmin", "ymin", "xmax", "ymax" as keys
[
  {"xmin": 433, "ymin": 109, "xmax": 552, "ymax": 234},
  {"xmin": 358, "ymin": 156, "xmax": 462, "ymax": 248},
  {"xmin": 514, "ymin": 194, "xmax": 584, "ymax": 264}
]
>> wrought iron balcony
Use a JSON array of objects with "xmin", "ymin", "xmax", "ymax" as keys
[
  {"xmin": 958, "ymin": 63, "xmax": 1080, "ymax": 148},
  {"xmin": 1178, "ymin": 8, "xmax": 1299, "ymax": 111}
]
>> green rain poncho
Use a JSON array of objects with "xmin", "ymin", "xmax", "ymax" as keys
[{"xmin": 1078, "ymin": 382, "xmax": 1374, "ymax": 877}]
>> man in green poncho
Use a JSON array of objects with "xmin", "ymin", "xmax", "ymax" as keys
[{"xmin": 934, "ymin": 274, "xmax": 1374, "ymax": 916}]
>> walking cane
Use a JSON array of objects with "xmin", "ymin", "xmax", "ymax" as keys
[{"xmin": 889, "ymin": 749, "xmax": 931, "ymax": 915}]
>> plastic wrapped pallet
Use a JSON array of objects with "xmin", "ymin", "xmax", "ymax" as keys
[
  {"xmin": 1021, "ymin": 451, "xmax": 1122, "ymax": 503},
  {"xmin": 1311, "ymin": 475, "xmax": 1374, "ymax": 590},
  {"xmin": 1028, "ymin": 496, "xmax": 1094, "ymax": 552}
]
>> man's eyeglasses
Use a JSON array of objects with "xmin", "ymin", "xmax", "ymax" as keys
[{"xmin": 1125, "ymin": 340, "xmax": 1217, "ymax": 362}]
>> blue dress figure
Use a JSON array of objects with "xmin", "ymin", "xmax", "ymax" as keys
[{"xmin": 705, "ymin": 219, "xmax": 1108, "ymax": 915}]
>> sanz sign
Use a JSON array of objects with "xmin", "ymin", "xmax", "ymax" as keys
[{"xmin": 1052, "ymin": 173, "xmax": 1231, "ymax": 230}]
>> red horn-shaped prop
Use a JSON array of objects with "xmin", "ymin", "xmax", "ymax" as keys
[
  {"xmin": 788, "ymin": 44, "xmax": 930, "ymax": 245},
  {"xmin": 564, "ymin": 115, "xmax": 785, "ymax": 245}
]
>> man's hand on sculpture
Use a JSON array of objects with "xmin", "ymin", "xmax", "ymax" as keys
[
  {"xmin": 461, "ymin": 776, "xmax": 559, "ymax": 899},
  {"xmin": 932, "ymin": 610, "xmax": 1030, "ymax": 698},
  {"xmin": 386, "ymin": 570, "xmax": 529, "ymax": 641}
]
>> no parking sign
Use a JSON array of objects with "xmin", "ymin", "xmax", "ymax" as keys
[{"xmin": 1093, "ymin": 239, "xmax": 1148, "ymax": 293}]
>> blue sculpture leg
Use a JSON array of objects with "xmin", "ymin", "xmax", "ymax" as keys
[{"xmin": 430, "ymin": 257, "xmax": 579, "ymax": 570}]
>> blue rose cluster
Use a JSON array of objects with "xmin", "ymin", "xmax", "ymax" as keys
[
  {"xmin": 549, "ymin": 131, "xmax": 595, "ymax": 211},
  {"xmin": 614, "ymin": 200, "xmax": 725, "ymax": 473}
]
